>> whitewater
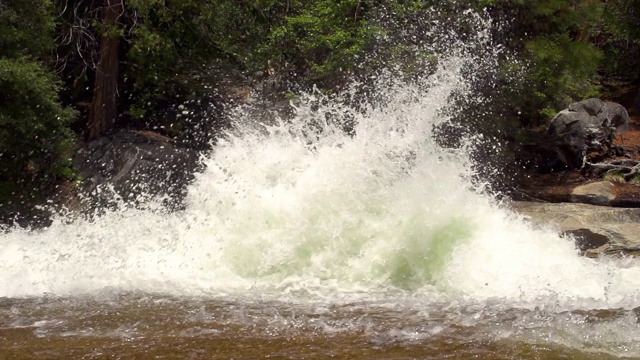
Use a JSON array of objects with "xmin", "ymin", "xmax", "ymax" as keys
[{"xmin": 1, "ymin": 26, "xmax": 640, "ymax": 359}]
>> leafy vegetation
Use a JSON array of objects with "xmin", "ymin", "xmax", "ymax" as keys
[{"xmin": 0, "ymin": 0, "xmax": 76, "ymax": 201}]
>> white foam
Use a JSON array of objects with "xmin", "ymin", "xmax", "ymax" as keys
[{"xmin": 1, "ymin": 30, "xmax": 639, "ymax": 317}]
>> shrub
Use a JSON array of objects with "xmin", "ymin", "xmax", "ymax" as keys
[
  {"xmin": 0, "ymin": 59, "xmax": 76, "ymax": 198},
  {"xmin": 0, "ymin": 0, "xmax": 77, "ymax": 202}
]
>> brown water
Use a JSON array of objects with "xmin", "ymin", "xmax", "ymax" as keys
[{"xmin": 1, "ymin": 294, "xmax": 637, "ymax": 359}]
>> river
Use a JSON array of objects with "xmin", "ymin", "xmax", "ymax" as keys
[{"xmin": 2, "ymin": 28, "xmax": 640, "ymax": 359}]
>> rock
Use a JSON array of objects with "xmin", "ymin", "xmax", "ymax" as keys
[
  {"xmin": 513, "ymin": 174, "xmax": 640, "ymax": 207},
  {"xmin": 567, "ymin": 97, "xmax": 604, "ymax": 115},
  {"xmin": 570, "ymin": 181, "xmax": 616, "ymax": 206},
  {"xmin": 566, "ymin": 98, "xmax": 631, "ymax": 131},
  {"xmin": 564, "ymin": 228, "xmax": 610, "ymax": 253},
  {"xmin": 602, "ymin": 101, "xmax": 631, "ymax": 132},
  {"xmin": 512, "ymin": 201, "xmax": 640, "ymax": 257},
  {"xmin": 73, "ymin": 130, "xmax": 201, "ymax": 210},
  {"xmin": 548, "ymin": 99, "xmax": 630, "ymax": 168}
]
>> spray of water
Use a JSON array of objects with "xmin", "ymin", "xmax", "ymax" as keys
[
  {"xmin": 1, "ymin": 48, "xmax": 639, "ymax": 302},
  {"xmin": 1, "ymin": 11, "xmax": 640, "ymax": 356}
]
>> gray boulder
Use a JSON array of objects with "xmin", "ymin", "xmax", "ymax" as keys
[
  {"xmin": 548, "ymin": 98, "xmax": 630, "ymax": 168},
  {"xmin": 600, "ymin": 101, "xmax": 631, "ymax": 131},
  {"xmin": 73, "ymin": 130, "xmax": 201, "ymax": 210}
]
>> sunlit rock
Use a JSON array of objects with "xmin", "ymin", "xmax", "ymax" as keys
[
  {"xmin": 513, "ymin": 201, "xmax": 640, "ymax": 257},
  {"xmin": 570, "ymin": 181, "xmax": 616, "ymax": 206}
]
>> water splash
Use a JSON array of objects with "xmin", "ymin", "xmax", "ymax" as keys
[
  {"xmin": 1, "ymin": 10, "xmax": 640, "ymax": 317},
  {"xmin": 4, "ymin": 15, "xmax": 640, "ymax": 356}
]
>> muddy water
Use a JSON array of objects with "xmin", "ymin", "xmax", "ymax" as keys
[{"xmin": 0, "ymin": 294, "xmax": 637, "ymax": 359}]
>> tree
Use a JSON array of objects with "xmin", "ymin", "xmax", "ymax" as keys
[
  {"xmin": 598, "ymin": 0, "xmax": 640, "ymax": 84},
  {"xmin": 0, "ymin": 0, "xmax": 76, "ymax": 200},
  {"xmin": 87, "ymin": 0, "xmax": 124, "ymax": 140},
  {"xmin": 480, "ymin": 0, "xmax": 605, "ymax": 125}
]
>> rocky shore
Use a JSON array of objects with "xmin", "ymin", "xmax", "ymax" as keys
[
  {"xmin": 510, "ymin": 100, "xmax": 640, "ymax": 258},
  {"xmin": 512, "ymin": 201, "xmax": 640, "ymax": 258}
]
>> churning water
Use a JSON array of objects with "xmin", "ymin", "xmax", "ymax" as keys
[{"xmin": 2, "ymin": 22, "xmax": 640, "ymax": 359}]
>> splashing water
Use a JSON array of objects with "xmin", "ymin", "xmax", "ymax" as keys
[{"xmin": 2, "ymin": 21, "xmax": 640, "ymax": 359}]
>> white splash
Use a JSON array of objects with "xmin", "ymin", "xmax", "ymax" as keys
[{"xmin": 1, "ymin": 20, "xmax": 640, "ymax": 318}]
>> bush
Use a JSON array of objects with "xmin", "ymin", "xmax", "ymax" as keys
[
  {"xmin": 0, "ymin": 58, "xmax": 76, "ymax": 198},
  {"xmin": 265, "ymin": 0, "xmax": 372, "ymax": 83},
  {"xmin": 522, "ymin": 34, "xmax": 602, "ymax": 122},
  {"xmin": 477, "ymin": 0, "xmax": 606, "ymax": 127},
  {"xmin": 0, "ymin": 0, "xmax": 77, "ymax": 202},
  {"xmin": 0, "ymin": 0, "xmax": 55, "ymax": 58}
]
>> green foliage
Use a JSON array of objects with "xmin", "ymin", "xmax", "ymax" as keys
[
  {"xmin": 597, "ymin": 0, "xmax": 640, "ymax": 81},
  {"xmin": 57, "ymin": 0, "xmax": 635, "ymax": 135},
  {"xmin": 604, "ymin": 170, "xmax": 626, "ymax": 183},
  {"xmin": 0, "ymin": 0, "xmax": 55, "ymax": 58},
  {"xmin": 123, "ymin": 0, "xmax": 379, "ymax": 114},
  {"xmin": 118, "ymin": 0, "xmax": 383, "ymax": 121},
  {"xmin": 522, "ymin": 34, "xmax": 602, "ymax": 121},
  {"xmin": 266, "ymin": 0, "xmax": 372, "ymax": 81},
  {"xmin": 482, "ymin": 0, "xmax": 607, "ymax": 125},
  {"xmin": 0, "ymin": 0, "xmax": 77, "ymax": 200},
  {"xmin": 123, "ymin": 0, "xmax": 274, "ymax": 120},
  {"xmin": 0, "ymin": 59, "xmax": 76, "ymax": 190}
]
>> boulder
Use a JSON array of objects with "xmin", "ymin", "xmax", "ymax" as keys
[
  {"xmin": 570, "ymin": 181, "xmax": 616, "ymax": 206},
  {"xmin": 600, "ymin": 101, "xmax": 631, "ymax": 131},
  {"xmin": 512, "ymin": 201, "xmax": 640, "ymax": 257},
  {"xmin": 548, "ymin": 99, "xmax": 630, "ymax": 168},
  {"xmin": 73, "ymin": 130, "xmax": 201, "ymax": 210}
]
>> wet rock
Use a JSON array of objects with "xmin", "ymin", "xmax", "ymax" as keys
[
  {"xmin": 73, "ymin": 130, "xmax": 201, "ymax": 210},
  {"xmin": 515, "ymin": 173, "xmax": 640, "ymax": 207},
  {"xmin": 512, "ymin": 201, "xmax": 640, "ymax": 257},
  {"xmin": 563, "ymin": 228, "xmax": 610, "ymax": 254},
  {"xmin": 548, "ymin": 99, "xmax": 630, "ymax": 168}
]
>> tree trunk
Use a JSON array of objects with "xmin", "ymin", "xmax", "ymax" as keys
[{"xmin": 87, "ymin": 0, "xmax": 124, "ymax": 141}]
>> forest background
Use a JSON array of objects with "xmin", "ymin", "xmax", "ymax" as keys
[{"xmin": 1, "ymin": 0, "xmax": 639, "ymax": 207}]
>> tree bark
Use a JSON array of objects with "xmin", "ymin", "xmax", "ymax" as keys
[{"xmin": 87, "ymin": 0, "xmax": 124, "ymax": 141}]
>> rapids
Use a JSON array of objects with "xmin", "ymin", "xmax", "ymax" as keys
[{"xmin": 2, "ymin": 18, "xmax": 640, "ymax": 359}]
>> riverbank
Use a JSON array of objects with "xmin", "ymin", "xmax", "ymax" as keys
[
  {"xmin": 512, "ymin": 111, "xmax": 640, "ymax": 206},
  {"xmin": 504, "ymin": 108, "xmax": 640, "ymax": 258}
]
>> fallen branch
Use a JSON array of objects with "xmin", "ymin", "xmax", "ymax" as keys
[
  {"xmin": 584, "ymin": 159, "xmax": 640, "ymax": 181},
  {"xmin": 624, "ymin": 165, "xmax": 640, "ymax": 181},
  {"xmin": 609, "ymin": 159, "xmax": 640, "ymax": 167},
  {"xmin": 584, "ymin": 161, "xmax": 628, "ymax": 172}
]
